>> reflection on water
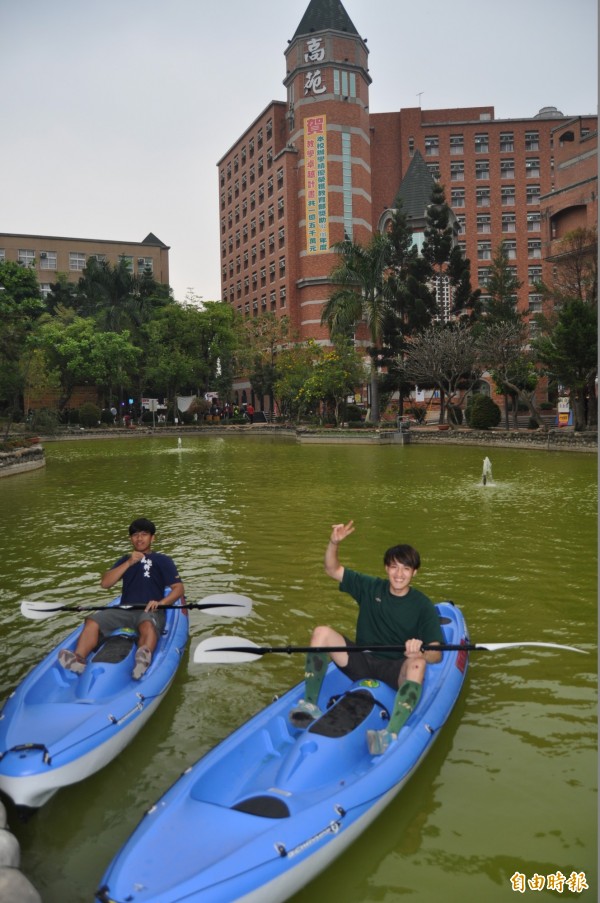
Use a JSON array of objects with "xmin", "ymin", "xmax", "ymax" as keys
[{"xmin": 0, "ymin": 437, "xmax": 596, "ymax": 902}]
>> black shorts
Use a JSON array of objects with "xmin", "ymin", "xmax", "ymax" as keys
[{"xmin": 338, "ymin": 637, "xmax": 405, "ymax": 690}]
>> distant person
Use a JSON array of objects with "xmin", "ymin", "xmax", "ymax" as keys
[
  {"xmin": 58, "ymin": 518, "xmax": 184, "ymax": 680},
  {"xmin": 289, "ymin": 520, "xmax": 443, "ymax": 754},
  {"xmin": 246, "ymin": 402, "xmax": 254, "ymax": 423}
]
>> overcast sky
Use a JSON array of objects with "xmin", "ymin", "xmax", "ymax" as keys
[{"xmin": 1, "ymin": 0, "xmax": 597, "ymax": 304}]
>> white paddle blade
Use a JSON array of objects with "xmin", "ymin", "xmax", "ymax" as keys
[
  {"xmin": 193, "ymin": 636, "xmax": 261, "ymax": 664},
  {"xmin": 478, "ymin": 641, "xmax": 588, "ymax": 654},
  {"xmin": 197, "ymin": 594, "xmax": 253, "ymax": 618},
  {"xmin": 20, "ymin": 600, "xmax": 66, "ymax": 620}
]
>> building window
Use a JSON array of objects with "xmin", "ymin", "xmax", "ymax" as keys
[
  {"xmin": 333, "ymin": 69, "xmax": 357, "ymax": 98},
  {"xmin": 526, "ymin": 158, "xmax": 540, "ymax": 178},
  {"xmin": 341, "ymin": 131, "xmax": 353, "ymax": 240},
  {"xmin": 408, "ymin": 136, "xmax": 415, "ymax": 157},
  {"xmin": 504, "ymin": 240, "xmax": 517, "ymax": 260},
  {"xmin": 477, "ymin": 241, "xmax": 492, "ymax": 260},
  {"xmin": 425, "ymin": 136, "xmax": 439, "ymax": 156},
  {"xmin": 137, "ymin": 256, "xmax": 153, "ymax": 273},
  {"xmin": 475, "ymin": 160, "xmax": 490, "ymax": 180},
  {"xmin": 0, "ymin": 249, "xmax": 5, "ymax": 263},
  {"xmin": 39, "ymin": 251, "xmax": 57, "ymax": 270},
  {"xmin": 427, "ymin": 163, "xmax": 440, "ymax": 180},
  {"xmin": 501, "ymin": 187, "xmax": 516, "ymax": 206},
  {"xmin": 456, "ymin": 216, "xmax": 466, "ymax": 234},
  {"xmin": 450, "ymin": 134, "xmax": 464, "ymax": 155},
  {"xmin": 527, "ymin": 212, "xmax": 541, "ymax": 232},
  {"xmin": 476, "ymin": 215, "xmax": 491, "ymax": 233},
  {"xmin": 279, "ymin": 256, "xmax": 286, "ymax": 275},
  {"xmin": 278, "ymin": 197, "xmax": 284, "ymax": 215},
  {"xmin": 269, "ymin": 233, "xmax": 275, "ymax": 248},
  {"xmin": 450, "ymin": 162, "xmax": 464, "ymax": 181},
  {"xmin": 526, "ymin": 185, "xmax": 540, "ymax": 205},
  {"xmin": 18, "ymin": 248, "xmax": 35, "ymax": 267},
  {"xmin": 280, "ymin": 287, "xmax": 286, "ymax": 307},
  {"xmin": 525, "ymin": 131, "xmax": 539, "ymax": 151},
  {"xmin": 500, "ymin": 132, "xmax": 514, "ymax": 152},
  {"xmin": 528, "ymin": 293, "xmax": 542, "ymax": 313},
  {"xmin": 528, "ymin": 265, "xmax": 542, "ymax": 285},
  {"xmin": 119, "ymin": 256, "xmax": 133, "ymax": 272},
  {"xmin": 476, "ymin": 188, "xmax": 490, "ymax": 207},
  {"xmin": 450, "ymin": 189, "xmax": 465, "ymax": 208},
  {"xmin": 474, "ymin": 133, "xmax": 489, "ymax": 153},
  {"xmin": 478, "ymin": 267, "xmax": 491, "ymax": 286},
  {"xmin": 69, "ymin": 251, "xmax": 86, "ymax": 271},
  {"xmin": 528, "ymin": 240, "xmax": 542, "ymax": 259},
  {"xmin": 39, "ymin": 283, "xmax": 52, "ymax": 300},
  {"xmin": 502, "ymin": 213, "xmax": 516, "ymax": 232},
  {"xmin": 500, "ymin": 159, "xmax": 515, "ymax": 179},
  {"xmin": 277, "ymin": 167, "xmax": 284, "ymax": 189}
]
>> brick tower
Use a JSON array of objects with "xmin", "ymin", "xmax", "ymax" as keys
[{"xmin": 283, "ymin": 0, "xmax": 372, "ymax": 341}]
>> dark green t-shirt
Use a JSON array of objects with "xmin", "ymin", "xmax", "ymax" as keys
[{"xmin": 339, "ymin": 568, "xmax": 444, "ymax": 660}]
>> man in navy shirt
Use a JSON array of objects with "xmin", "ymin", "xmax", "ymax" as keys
[{"xmin": 59, "ymin": 518, "xmax": 184, "ymax": 679}]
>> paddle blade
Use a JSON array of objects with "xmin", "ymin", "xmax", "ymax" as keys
[
  {"xmin": 193, "ymin": 636, "xmax": 262, "ymax": 664},
  {"xmin": 20, "ymin": 600, "xmax": 68, "ymax": 621},
  {"xmin": 477, "ymin": 641, "xmax": 588, "ymax": 654},
  {"xmin": 194, "ymin": 594, "xmax": 253, "ymax": 618}
]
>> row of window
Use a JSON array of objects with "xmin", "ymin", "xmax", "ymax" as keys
[
  {"xmin": 222, "ymin": 230, "xmax": 287, "ymax": 274},
  {"xmin": 221, "ymin": 120, "xmax": 274, "ymax": 184},
  {"xmin": 441, "ymin": 159, "xmax": 541, "ymax": 180},
  {"xmin": 423, "ymin": 130, "xmax": 540, "ymax": 156},
  {"xmin": 236, "ymin": 287, "xmax": 286, "ymax": 317},
  {"xmin": 221, "ymin": 200, "xmax": 286, "ymax": 251},
  {"xmin": 224, "ymin": 257, "xmax": 287, "ymax": 290},
  {"xmin": 448, "ymin": 185, "xmax": 542, "ymax": 206},
  {"xmin": 0, "ymin": 249, "xmax": 153, "ymax": 273},
  {"xmin": 221, "ymin": 165, "xmax": 284, "ymax": 210},
  {"xmin": 454, "ymin": 211, "xmax": 541, "ymax": 233},
  {"xmin": 476, "ymin": 265, "xmax": 543, "ymax": 286},
  {"xmin": 472, "ymin": 239, "xmax": 542, "ymax": 260}
]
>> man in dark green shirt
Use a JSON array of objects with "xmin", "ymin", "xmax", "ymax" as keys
[{"xmin": 289, "ymin": 520, "xmax": 443, "ymax": 754}]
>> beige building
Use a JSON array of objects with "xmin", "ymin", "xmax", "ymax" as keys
[{"xmin": 0, "ymin": 230, "xmax": 170, "ymax": 298}]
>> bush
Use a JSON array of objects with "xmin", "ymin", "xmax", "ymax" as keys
[
  {"xmin": 466, "ymin": 395, "xmax": 501, "ymax": 430},
  {"xmin": 406, "ymin": 405, "xmax": 427, "ymax": 424},
  {"xmin": 30, "ymin": 409, "xmax": 59, "ymax": 435},
  {"xmin": 447, "ymin": 404, "xmax": 463, "ymax": 426},
  {"xmin": 79, "ymin": 402, "xmax": 102, "ymax": 429},
  {"xmin": 345, "ymin": 404, "xmax": 364, "ymax": 422}
]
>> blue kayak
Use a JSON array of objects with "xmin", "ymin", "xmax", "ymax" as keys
[
  {"xmin": 96, "ymin": 602, "xmax": 468, "ymax": 903},
  {"xmin": 0, "ymin": 598, "xmax": 189, "ymax": 809}
]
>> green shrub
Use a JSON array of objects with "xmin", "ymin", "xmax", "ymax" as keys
[
  {"xmin": 345, "ymin": 404, "xmax": 364, "ymax": 422},
  {"xmin": 447, "ymin": 405, "xmax": 463, "ymax": 426},
  {"xmin": 30, "ymin": 409, "xmax": 59, "ymax": 434},
  {"xmin": 466, "ymin": 395, "xmax": 501, "ymax": 430},
  {"xmin": 79, "ymin": 402, "xmax": 101, "ymax": 428},
  {"xmin": 406, "ymin": 405, "xmax": 427, "ymax": 424}
]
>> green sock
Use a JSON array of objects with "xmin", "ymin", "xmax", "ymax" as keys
[
  {"xmin": 387, "ymin": 680, "xmax": 422, "ymax": 735},
  {"xmin": 304, "ymin": 651, "xmax": 328, "ymax": 705}
]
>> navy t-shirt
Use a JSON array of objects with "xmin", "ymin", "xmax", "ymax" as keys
[{"xmin": 113, "ymin": 552, "xmax": 181, "ymax": 605}]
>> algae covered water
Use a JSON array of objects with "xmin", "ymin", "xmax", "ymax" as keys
[{"xmin": 0, "ymin": 436, "xmax": 596, "ymax": 901}]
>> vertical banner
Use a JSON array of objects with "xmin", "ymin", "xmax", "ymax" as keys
[{"xmin": 304, "ymin": 116, "xmax": 329, "ymax": 253}]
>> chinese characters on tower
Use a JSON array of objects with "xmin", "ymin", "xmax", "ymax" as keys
[{"xmin": 304, "ymin": 116, "xmax": 329, "ymax": 254}]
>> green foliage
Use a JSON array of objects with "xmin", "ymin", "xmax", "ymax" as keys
[
  {"xmin": 465, "ymin": 394, "xmax": 501, "ymax": 430},
  {"xmin": 79, "ymin": 402, "xmax": 101, "ymax": 428}
]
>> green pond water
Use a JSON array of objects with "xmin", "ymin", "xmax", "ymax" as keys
[{"xmin": 0, "ymin": 435, "xmax": 596, "ymax": 902}]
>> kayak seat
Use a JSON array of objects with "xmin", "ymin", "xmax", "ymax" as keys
[
  {"xmin": 309, "ymin": 690, "xmax": 380, "ymax": 739},
  {"xmin": 232, "ymin": 795, "xmax": 290, "ymax": 819},
  {"xmin": 92, "ymin": 635, "xmax": 137, "ymax": 665}
]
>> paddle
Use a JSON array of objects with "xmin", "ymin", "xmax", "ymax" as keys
[
  {"xmin": 193, "ymin": 635, "xmax": 587, "ymax": 664},
  {"xmin": 21, "ymin": 593, "xmax": 253, "ymax": 622}
]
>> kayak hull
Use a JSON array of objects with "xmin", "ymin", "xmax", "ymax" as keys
[
  {"xmin": 97, "ymin": 602, "xmax": 468, "ymax": 903},
  {"xmin": 0, "ymin": 598, "xmax": 189, "ymax": 809}
]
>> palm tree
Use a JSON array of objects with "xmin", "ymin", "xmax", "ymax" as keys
[{"xmin": 322, "ymin": 232, "xmax": 393, "ymax": 422}]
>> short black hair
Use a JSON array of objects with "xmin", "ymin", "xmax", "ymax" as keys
[
  {"xmin": 383, "ymin": 544, "xmax": 420, "ymax": 570},
  {"xmin": 129, "ymin": 517, "xmax": 156, "ymax": 536}
]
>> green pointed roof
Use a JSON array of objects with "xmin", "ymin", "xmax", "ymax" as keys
[
  {"xmin": 394, "ymin": 151, "xmax": 435, "ymax": 222},
  {"xmin": 293, "ymin": 0, "xmax": 360, "ymax": 39}
]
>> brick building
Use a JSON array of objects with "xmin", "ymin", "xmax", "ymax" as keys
[
  {"xmin": 0, "ymin": 231, "xmax": 170, "ymax": 299},
  {"xmin": 217, "ymin": 0, "xmax": 596, "ymax": 408}
]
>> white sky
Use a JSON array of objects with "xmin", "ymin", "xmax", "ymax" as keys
[{"xmin": 1, "ymin": 0, "xmax": 597, "ymax": 304}]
